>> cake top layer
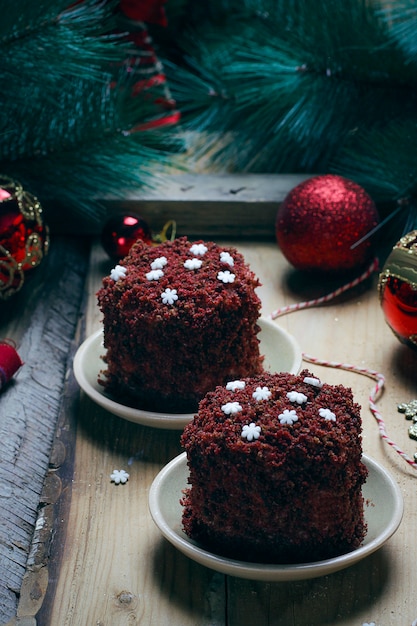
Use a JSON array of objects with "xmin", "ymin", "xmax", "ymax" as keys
[
  {"xmin": 182, "ymin": 369, "xmax": 363, "ymax": 468},
  {"xmin": 98, "ymin": 236, "xmax": 261, "ymax": 320}
]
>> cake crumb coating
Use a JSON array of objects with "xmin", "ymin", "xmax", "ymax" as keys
[
  {"xmin": 97, "ymin": 237, "xmax": 263, "ymax": 412},
  {"xmin": 181, "ymin": 369, "xmax": 368, "ymax": 564}
]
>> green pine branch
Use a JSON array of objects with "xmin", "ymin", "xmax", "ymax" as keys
[
  {"xmin": 162, "ymin": 0, "xmax": 417, "ymax": 238},
  {"xmin": 0, "ymin": 0, "xmax": 182, "ymax": 227},
  {"xmin": 5, "ymin": 0, "xmax": 417, "ymax": 240}
]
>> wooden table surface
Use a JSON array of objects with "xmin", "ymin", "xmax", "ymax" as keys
[{"xmin": 12, "ymin": 238, "xmax": 417, "ymax": 626}]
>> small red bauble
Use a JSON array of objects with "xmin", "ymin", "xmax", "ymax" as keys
[
  {"xmin": 378, "ymin": 230, "xmax": 417, "ymax": 350},
  {"xmin": 101, "ymin": 213, "xmax": 152, "ymax": 260},
  {"xmin": 275, "ymin": 174, "xmax": 379, "ymax": 273},
  {"xmin": 0, "ymin": 176, "xmax": 49, "ymax": 300},
  {"xmin": 0, "ymin": 340, "xmax": 23, "ymax": 389}
]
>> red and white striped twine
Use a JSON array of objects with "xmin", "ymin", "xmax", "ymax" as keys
[
  {"xmin": 268, "ymin": 256, "xmax": 417, "ymax": 471},
  {"xmin": 270, "ymin": 257, "xmax": 379, "ymax": 319}
]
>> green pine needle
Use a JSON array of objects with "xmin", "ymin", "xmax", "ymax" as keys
[
  {"xmin": 4, "ymin": 0, "xmax": 417, "ymax": 238},
  {"xmin": 0, "ymin": 0, "xmax": 182, "ymax": 227}
]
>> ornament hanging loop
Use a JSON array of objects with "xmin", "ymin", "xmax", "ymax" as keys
[{"xmin": 153, "ymin": 220, "xmax": 177, "ymax": 244}]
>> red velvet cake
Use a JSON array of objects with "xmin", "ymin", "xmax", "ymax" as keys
[
  {"xmin": 97, "ymin": 237, "xmax": 263, "ymax": 412},
  {"xmin": 181, "ymin": 369, "xmax": 368, "ymax": 563}
]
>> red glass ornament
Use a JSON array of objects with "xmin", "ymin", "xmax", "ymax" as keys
[
  {"xmin": 101, "ymin": 213, "xmax": 152, "ymax": 260},
  {"xmin": 275, "ymin": 174, "xmax": 379, "ymax": 273},
  {"xmin": 378, "ymin": 231, "xmax": 417, "ymax": 350},
  {"xmin": 0, "ymin": 176, "xmax": 49, "ymax": 300},
  {"xmin": 0, "ymin": 340, "xmax": 23, "ymax": 389}
]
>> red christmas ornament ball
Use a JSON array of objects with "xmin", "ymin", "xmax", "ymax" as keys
[
  {"xmin": 275, "ymin": 174, "xmax": 379, "ymax": 273},
  {"xmin": 0, "ymin": 176, "xmax": 49, "ymax": 299},
  {"xmin": 378, "ymin": 230, "xmax": 417, "ymax": 350},
  {"xmin": 101, "ymin": 213, "xmax": 152, "ymax": 260}
]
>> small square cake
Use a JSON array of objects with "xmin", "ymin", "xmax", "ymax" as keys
[
  {"xmin": 181, "ymin": 369, "xmax": 368, "ymax": 563},
  {"xmin": 97, "ymin": 237, "xmax": 263, "ymax": 412}
]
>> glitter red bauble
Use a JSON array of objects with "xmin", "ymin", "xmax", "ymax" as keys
[
  {"xmin": 378, "ymin": 231, "xmax": 417, "ymax": 350},
  {"xmin": 0, "ymin": 176, "xmax": 49, "ymax": 299},
  {"xmin": 275, "ymin": 174, "xmax": 379, "ymax": 273},
  {"xmin": 101, "ymin": 213, "xmax": 152, "ymax": 259}
]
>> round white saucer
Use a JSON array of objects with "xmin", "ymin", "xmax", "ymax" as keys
[
  {"xmin": 148, "ymin": 453, "xmax": 403, "ymax": 581},
  {"xmin": 73, "ymin": 317, "xmax": 302, "ymax": 429}
]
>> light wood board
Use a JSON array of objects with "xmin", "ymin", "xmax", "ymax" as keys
[{"xmin": 13, "ymin": 239, "xmax": 417, "ymax": 626}]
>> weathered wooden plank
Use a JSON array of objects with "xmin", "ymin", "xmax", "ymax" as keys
[
  {"xmin": 0, "ymin": 237, "xmax": 90, "ymax": 624},
  {"xmin": 46, "ymin": 173, "xmax": 310, "ymax": 238},
  {"xmin": 101, "ymin": 173, "xmax": 310, "ymax": 240}
]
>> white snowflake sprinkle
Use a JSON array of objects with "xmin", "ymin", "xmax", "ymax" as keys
[
  {"xmin": 241, "ymin": 422, "xmax": 261, "ymax": 442},
  {"xmin": 278, "ymin": 409, "xmax": 298, "ymax": 425},
  {"xmin": 226, "ymin": 380, "xmax": 246, "ymax": 391},
  {"xmin": 110, "ymin": 469, "xmax": 129, "ymax": 484},
  {"xmin": 221, "ymin": 401, "xmax": 242, "ymax": 415},
  {"xmin": 287, "ymin": 390, "xmax": 308, "ymax": 405},
  {"xmin": 303, "ymin": 376, "xmax": 323, "ymax": 388},
  {"xmin": 184, "ymin": 258, "xmax": 203, "ymax": 270},
  {"xmin": 146, "ymin": 269, "xmax": 164, "ymax": 281},
  {"xmin": 220, "ymin": 251, "xmax": 234, "ymax": 267},
  {"xmin": 252, "ymin": 386, "xmax": 271, "ymax": 401},
  {"xmin": 161, "ymin": 288, "xmax": 178, "ymax": 305},
  {"xmin": 151, "ymin": 256, "xmax": 167, "ymax": 270},
  {"xmin": 190, "ymin": 243, "xmax": 208, "ymax": 256},
  {"xmin": 217, "ymin": 270, "xmax": 235, "ymax": 283},
  {"xmin": 319, "ymin": 408, "xmax": 336, "ymax": 421},
  {"xmin": 110, "ymin": 265, "xmax": 127, "ymax": 281}
]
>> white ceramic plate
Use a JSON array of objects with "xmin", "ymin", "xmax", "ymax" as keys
[
  {"xmin": 73, "ymin": 317, "xmax": 302, "ymax": 430},
  {"xmin": 148, "ymin": 453, "xmax": 403, "ymax": 581}
]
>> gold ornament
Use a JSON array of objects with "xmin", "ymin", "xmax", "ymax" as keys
[
  {"xmin": 0, "ymin": 176, "xmax": 49, "ymax": 299},
  {"xmin": 378, "ymin": 230, "xmax": 417, "ymax": 348}
]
